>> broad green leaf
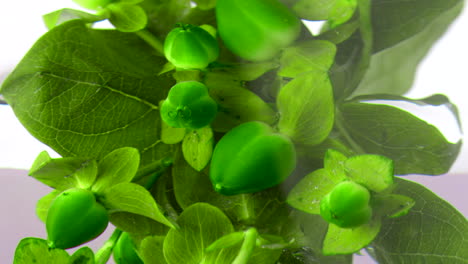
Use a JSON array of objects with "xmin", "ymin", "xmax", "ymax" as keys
[
  {"xmin": 102, "ymin": 182, "xmax": 175, "ymax": 229},
  {"xmin": 107, "ymin": 3, "xmax": 148, "ymax": 32},
  {"xmin": 43, "ymin": 8, "xmax": 108, "ymax": 30},
  {"xmin": 323, "ymin": 149, "xmax": 349, "ymax": 180},
  {"xmin": 352, "ymin": 0, "xmax": 463, "ymax": 96},
  {"xmin": 163, "ymin": 203, "xmax": 238, "ymax": 264},
  {"xmin": 36, "ymin": 190, "xmax": 61, "ymax": 222},
  {"xmin": 206, "ymin": 232, "xmax": 244, "ymax": 252},
  {"xmin": 294, "ymin": 0, "xmax": 357, "ymax": 27},
  {"xmin": 69, "ymin": 247, "xmax": 95, "ymax": 264},
  {"xmin": 287, "ymin": 169, "xmax": 337, "ymax": 214},
  {"xmin": 370, "ymin": 178, "xmax": 468, "ymax": 263},
  {"xmin": 29, "ymin": 151, "xmax": 90, "ymax": 190},
  {"xmin": 372, "ymin": 194, "xmax": 415, "ymax": 218},
  {"xmin": 0, "ymin": 20, "xmax": 176, "ymax": 169},
  {"xmin": 92, "ymin": 147, "xmax": 140, "ymax": 193},
  {"xmin": 344, "ymin": 154, "xmax": 394, "ymax": 192},
  {"xmin": 182, "ymin": 126, "xmax": 214, "ymax": 171},
  {"xmin": 337, "ymin": 102, "xmax": 462, "ymax": 175},
  {"xmin": 278, "ymin": 40, "xmax": 337, "ymax": 78},
  {"xmin": 140, "ymin": 236, "xmax": 167, "ymax": 264},
  {"xmin": 13, "ymin": 237, "xmax": 69, "ymax": 264},
  {"xmin": 109, "ymin": 212, "xmax": 168, "ymax": 235},
  {"xmin": 193, "ymin": 0, "xmax": 217, "ymax": 10},
  {"xmin": 205, "ymin": 72, "xmax": 276, "ymax": 132},
  {"xmin": 323, "ymin": 219, "xmax": 382, "ymax": 255},
  {"xmin": 277, "ymin": 72, "xmax": 334, "ymax": 146}
]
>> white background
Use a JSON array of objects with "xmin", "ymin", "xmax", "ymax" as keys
[{"xmin": 0, "ymin": 1, "xmax": 467, "ymax": 263}]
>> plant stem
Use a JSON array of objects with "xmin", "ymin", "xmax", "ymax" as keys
[
  {"xmin": 232, "ymin": 228, "xmax": 258, "ymax": 264},
  {"xmin": 95, "ymin": 228, "xmax": 123, "ymax": 264},
  {"xmin": 133, "ymin": 157, "xmax": 174, "ymax": 182},
  {"xmin": 136, "ymin": 30, "xmax": 164, "ymax": 55},
  {"xmin": 334, "ymin": 109, "xmax": 366, "ymax": 155}
]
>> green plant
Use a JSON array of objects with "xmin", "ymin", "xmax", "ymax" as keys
[
  {"xmin": 113, "ymin": 232, "xmax": 144, "ymax": 264},
  {"xmin": 1, "ymin": 0, "xmax": 467, "ymax": 263},
  {"xmin": 161, "ymin": 81, "xmax": 218, "ymax": 129}
]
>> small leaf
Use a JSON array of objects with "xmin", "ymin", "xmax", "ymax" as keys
[
  {"xmin": 107, "ymin": 3, "xmax": 148, "ymax": 32},
  {"xmin": 323, "ymin": 149, "xmax": 349, "ymax": 180},
  {"xmin": 161, "ymin": 117, "xmax": 186, "ymax": 144},
  {"xmin": 69, "ymin": 247, "xmax": 95, "ymax": 264},
  {"xmin": 371, "ymin": 178, "xmax": 468, "ymax": 263},
  {"xmin": 372, "ymin": 194, "xmax": 415, "ymax": 218},
  {"xmin": 74, "ymin": 160, "xmax": 98, "ymax": 189},
  {"xmin": 205, "ymin": 232, "xmax": 244, "ymax": 252},
  {"xmin": 192, "ymin": 0, "xmax": 217, "ymax": 10},
  {"xmin": 43, "ymin": 8, "xmax": 108, "ymax": 30},
  {"xmin": 277, "ymin": 72, "xmax": 334, "ymax": 146},
  {"xmin": 109, "ymin": 212, "xmax": 168, "ymax": 235},
  {"xmin": 287, "ymin": 169, "xmax": 337, "ymax": 214},
  {"xmin": 211, "ymin": 62, "xmax": 279, "ymax": 81},
  {"xmin": 29, "ymin": 151, "xmax": 90, "ymax": 190},
  {"xmin": 13, "ymin": 237, "xmax": 69, "ymax": 264},
  {"xmin": 163, "ymin": 203, "xmax": 238, "ymax": 264},
  {"xmin": 317, "ymin": 19, "xmax": 359, "ymax": 44},
  {"xmin": 323, "ymin": 219, "xmax": 382, "ymax": 255},
  {"xmin": 92, "ymin": 147, "xmax": 140, "ymax": 193},
  {"xmin": 294, "ymin": 0, "xmax": 357, "ymax": 27},
  {"xmin": 182, "ymin": 127, "xmax": 214, "ymax": 171},
  {"xmin": 36, "ymin": 190, "xmax": 61, "ymax": 222},
  {"xmin": 279, "ymin": 40, "xmax": 337, "ymax": 78},
  {"xmin": 102, "ymin": 182, "xmax": 175, "ymax": 229},
  {"xmin": 344, "ymin": 154, "xmax": 394, "ymax": 192},
  {"xmin": 140, "ymin": 236, "xmax": 167, "ymax": 264}
]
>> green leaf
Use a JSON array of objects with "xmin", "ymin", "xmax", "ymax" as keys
[
  {"xmin": 352, "ymin": 0, "xmax": 463, "ymax": 96},
  {"xmin": 277, "ymin": 248, "xmax": 352, "ymax": 264},
  {"xmin": 344, "ymin": 154, "xmax": 394, "ymax": 192},
  {"xmin": 278, "ymin": 40, "xmax": 337, "ymax": 78},
  {"xmin": 193, "ymin": 0, "xmax": 217, "ymax": 10},
  {"xmin": 141, "ymin": 0, "xmax": 191, "ymax": 38},
  {"xmin": 29, "ymin": 151, "xmax": 90, "ymax": 190},
  {"xmin": 107, "ymin": 3, "xmax": 148, "ymax": 32},
  {"xmin": 13, "ymin": 237, "xmax": 69, "ymax": 264},
  {"xmin": 277, "ymin": 72, "xmax": 334, "ymax": 146},
  {"xmin": 74, "ymin": 160, "xmax": 98, "ymax": 189},
  {"xmin": 182, "ymin": 126, "xmax": 214, "ymax": 171},
  {"xmin": 337, "ymin": 102, "xmax": 462, "ymax": 175},
  {"xmin": 322, "ymin": 219, "xmax": 382, "ymax": 255},
  {"xmin": 101, "ymin": 182, "xmax": 175, "ymax": 229},
  {"xmin": 287, "ymin": 169, "xmax": 337, "ymax": 214},
  {"xmin": 205, "ymin": 72, "xmax": 276, "ymax": 132},
  {"xmin": 36, "ymin": 190, "xmax": 61, "ymax": 222},
  {"xmin": 140, "ymin": 236, "xmax": 167, "ymax": 264},
  {"xmin": 69, "ymin": 247, "xmax": 95, "ymax": 264},
  {"xmin": 323, "ymin": 149, "xmax": 349, "ymax": 180},
  {"xmin": 372, "ymin": 194, "xmax": 415, "ymax": 218},
  {"xmin": 370, "ymin": 178, "xmax": 468, "ymax": 263},
  {"xmin": 92, "ymin": 147, "xmax": 140, "ymax": 193},
  {"xmin": 316, "ymin": 20, "xmax": 359, "ymax": 45},
  {"xmin": 109, "ymin": 212, "xmax": 168, "ymax": 235},
  {"xmin": 43, "ymin": 8, "xmax": 108, "ymax": 30},
  {"xmin": 161, "ymin": 119, "xmax": 186, "ymax": 144},
  {"xmin": 294, "ymin": 0, "xmax": 357, "ymax": 27},
  {"xmin": 212, "ymin": 62, "xmax": 279, "ymax": 81},
  {"xmin": 163, "ymin": 203, "xmax": 238, "ymax": 264},
  {"xmin": 206, "ymin": 232, "xmax": 244, "ymax": 252},
  {"xmin": 0, "ymin": 20, "xmax": 176, "ymax": 169}
]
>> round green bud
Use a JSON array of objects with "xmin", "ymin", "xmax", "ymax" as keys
[
  {"xmin": 216, "ymin": 0, "xmax": 301, "ymax": 61},
  {"xmin": 46, "ymin": 188, "xmax": 109, "ymax": 249},
  {"xmin": 161, "ymin": 81, "xmax": 218, "ymax": 129},
  {"xmin": 164, "ymin": 24, "xmax": 220, "ymax": 69},
  {"xmin": 320, "ymin": 181, "xmax": 372, "ymax": 228},
  {"xmin": 210, "ymin": 121, "xmax": 296, "ymax": 195}
]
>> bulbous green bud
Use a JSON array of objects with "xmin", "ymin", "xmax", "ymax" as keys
[
  {"xmin": 164, "ymin": 24, "xmax": 220, "ymax": 69},
  {"xmin": 210, "ymin": 121, "xmax": 296, "ymax": 195},
  {"xmin": 161, "ymin": 81, "xmax": 218, "ymax": 129},
  {"xmin": 216, "ymin": 0, "xmax": 301, "ymax": 61},
  {"xmin": 320, "ymin": 181, "xmax": 372, "ymax": 228},
  {"xmin": 46, "ymin": 188, "xmax": 109, "ymax": 249},
  {"xmin": 113, "ymin": 232, "xmax": 144, "ymax": 264}
]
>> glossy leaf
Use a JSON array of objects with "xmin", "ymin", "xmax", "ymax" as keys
[
  {"xmin": 370, "ymin": 178, "xmax": 468, "ymax": 263},
  {"xmin": 92, "ymin": 147, "xmax": 140, "ymax": 193},
  {"xmin": 13, "ymin": 238, "xmax": 69, "ymax": 264},
  {"xmin": 101, "ymin": 182, "xmax": 175, "ymax": 229},
  {"xmin": 163, "ymin": 203, "xmax": 238, "ymax": 264},
  {"xmin": 0, "ymin": 20, "xmax": 176, "ymax": 169},
  {"xmin": 182, "ymin": 126, "xmax": 214, "ymax": 171},
  {"xmin": 279, "ymin": 40, "xmax": 337, "ymax": 78},
  {"xmin": 277, "ymin": 72, "xmax": 334, "ymax": 146},
  {"xmin": 344, "ymin": 154, "xmax": 394, "ymax": 192},
  {"xmin": 338, "ymin": 102, "xmax": 462, "ymax": 175},
  {"xmin": 108, "ymin": 3, "xmax": 148, "ymax": 32}
]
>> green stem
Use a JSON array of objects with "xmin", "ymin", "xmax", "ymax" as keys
[
  {"xmin": 233, "ymin": 228, "xmax": 258, "ymax": 264},
  {"xmin": 239, "ymin": 194, "xmax": 255, "ymax": 224},
  {"xmin": 136, "ymin": 30, "xmax": 164, "ymax": 55},
  {"xmin": 133, "ymin": 157, "xmax": 174, "ymax": 182},
  {"xmin": 94, "ymin": 228, "xmax": 123, "ymax": 264},
  {"xmin": 334, "ymin": 108, "xmax": 366, "ymax": 155}
]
